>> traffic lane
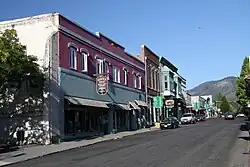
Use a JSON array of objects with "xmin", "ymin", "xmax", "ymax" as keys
[{"xmin": 7, "ymin": 119, "xmax": 241, "ymax": 167}]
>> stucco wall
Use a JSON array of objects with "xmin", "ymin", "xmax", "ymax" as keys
[{"xmin": 0, "ymin": 13, "xmax": 60, "ymax": 145}]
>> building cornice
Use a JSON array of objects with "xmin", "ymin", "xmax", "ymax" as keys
[{"xmin": 159, "ymin": 56, "xmax": 178, "ymax": 73}]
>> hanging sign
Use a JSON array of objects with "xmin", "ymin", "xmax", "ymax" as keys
[{"xmin": 96, "ymin": 74, "xmax": 108, "ymax": 95}]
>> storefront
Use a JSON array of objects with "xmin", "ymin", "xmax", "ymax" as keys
[{"xmin": 64, "ymin": 96, "xmax": 110, "ymax": 140}]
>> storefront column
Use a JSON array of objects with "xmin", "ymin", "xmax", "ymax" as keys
[
  {"xmin": 132, "ymin": 109, "xmax": 137, "ymax": 130},
  {"xmin": 125, "ymin": 112, "xmax": 129, "ymax": 130},
  {"xmin": 153, "ymin": 107, "xmax": 156, "ymax": 123},
  {"xmin": 149, "ymin": 99, "xmax": 152, "ymax": 126},
  {"xmin": 108, "ymin": 107, "xmax": 114, "ymax": 134}
]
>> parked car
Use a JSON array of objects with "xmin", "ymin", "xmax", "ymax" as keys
[
  {"xmin": 224, "ymin": 112, "xmax": 235, "ymax": 120},
  {"xmin": 180, "ymin": 113, "xmax": 196, "ymax": 124},
  {"xmin": 160, "ymin": 117, "xmax": 179, "ymax": 129},
  {"xmin": 236, "ymin": 113, "xmax": 246, "ymax": 118},
  {"xmin": 196, "ymin": 114, "xmax": 206, "ymax": 122}
]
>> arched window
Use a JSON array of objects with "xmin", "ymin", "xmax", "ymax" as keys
[
  {"xmin": 138, "ymin": 75, "xmax": 142, "ymax": 89},
  {"xmin": 68, "ymin": 42, "xmax": 78, "ymax": 70},
  {"xmin": 133, "ymin": 72, "xmax": 137, "ymax": 88},
  {"xmin": 123, "ymin": 68, "xmax": 129, "ymax": 85},
  {"xmin": 80, "ymin": 48, "xmax": 88, "ymax": 72}
]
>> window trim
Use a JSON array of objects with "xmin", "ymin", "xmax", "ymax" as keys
[
  {"xmin": 104, "ymin": 60, "xmax": 110, "ymax": 80},
  {"xmin": 123, "ymin": 68, "xmax": 129, "ymax": 85},
  {"xmin": 133, "ymin": 72, "xmax": 137, "ymax": 88},
  {"xmin": 96, "ymin": 58, "xmax": 104, "ymax": 74},
  {"xmin": 80, "ymin": 48, "xmax": 89, "ymax": 72},
  {"xmin": 69, "ymin": 47, "xmax": 77, "ymax": 70},
  {"xmin": 138, "ymin": 75, "xmax": 142, "ymax": 89},
  {"xmin": 113, "ymin": 66, "xmax": 120, "ymax": 83},
  {"xmin": 68, "ymin": 42, "xmax": 79, "ymax": 51}
]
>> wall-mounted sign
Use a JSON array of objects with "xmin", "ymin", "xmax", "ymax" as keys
[
  {"xmin": 153, "ymin": 96, "xmax": 163, "ymax": 108},
  {"xmin": 165, "ymin": 100, "xmax": 174, "ymax": 108},
  {"xmin": 96, "ymin": 74, "xmax": 108, "ymax": 95}
]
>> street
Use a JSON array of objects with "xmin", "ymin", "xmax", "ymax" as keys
[{"xmin": 6, "ymin": 118, "xmax": 245, "ymax": 167}]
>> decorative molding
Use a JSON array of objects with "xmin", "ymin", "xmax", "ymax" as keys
[
  {"xmin": 68, "ymin": 42, "xmax": 79, "ymax": 51},
  {"xmin": 80, "ymin": 48, "xmax": 89, "ymax": 56},
  {"xmin": 94, "ymin": 55, "xmax": 103, "ymax": 60},
  {"xmin": 104, "ymin": 59, "xmax": 111, "ymax": 65}
]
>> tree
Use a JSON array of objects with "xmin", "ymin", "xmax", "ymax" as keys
[
  {"xmin": 220, "ymin": 96, "xmax": 231, "ymax": 113},
  {"xmin": 236, "ymin": 57, "xmax": 250, "ymax": 108},
  {"xmin": 0, "ymin": 29, "xmax": 45, "ymax": 116}
]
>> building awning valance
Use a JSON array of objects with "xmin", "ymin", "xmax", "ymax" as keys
[
  {"xmin": 134, "ymin": 100, "xmax": 148, "ymax": 107},
  {"xmin": 129, "ymin": 102, "xmax": 141, "ymax": 110},
  {"xmin": 114, "ymin": 104, "xmax": 131, "ymax": 111},
  {"xmin": 65, "ymin": 96, "xmax": 109, "ymax": 108}
]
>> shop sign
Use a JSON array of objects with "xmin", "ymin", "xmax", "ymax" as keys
[
  {"xmin": 96, "ymin": 74, "xmax": 108, "ymax": 95},
  {"xmin": 165, "ymin": 100, "xmax": 174, "ymax": 108}
]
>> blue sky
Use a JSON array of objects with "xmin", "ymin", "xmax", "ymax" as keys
[{"xmin": 1, "ymin": 0, "xmax": 250, "ymax": 89}]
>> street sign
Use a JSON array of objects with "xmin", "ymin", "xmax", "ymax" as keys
[
  {"xmin": 153, "ymin": 96, "xmax": 163, "ymax": 108},
  {"xmin": 194, "ymin": 102, "xmax": 200, "ymax": 112},
  {"xmin": 96, "ymin": 74, "xmax": 108, "ymax": 95}
]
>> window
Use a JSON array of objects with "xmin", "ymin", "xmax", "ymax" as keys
[
  {"xmin": 69, "ymin": 47, "xmax": 77, "ymax": 69},
  {"xmin": 165, "ymin": 82, "xmax": 168, "ymax": 90},
  {"xmin": 133, "ymin": 73, "xmax": 137, "ymax": 88},
  {"xmin": 154, "ymin": 71, "xmax": 157, "ymax": 90},
  {"xmin": 151, "ymin": 69, "xmax": 154, "ymax": 88},
  {"xmin": 164, "ymin": 74, "xmax": 168, "ymax": 90},
  {"xmin": 96, "ymin": 59, "xmax": 103, "ymax": 74},
  {"xmin": 113, "ymin": 66, "xmax": 120, "ymax": 83},
  {"xmin": 81, "ymin": 50, "xmax": 88, "ymax": 72},
  {"xmin": 138, "ymin": 75, "xmax": 142, "ymax": 89},
  {"xmin": 124, "ymin": 69, "xmax": 129, "ymax": 85},
  {"xmin": 104, "ymin": 61, "xmax": 109, "ymax": 79}
]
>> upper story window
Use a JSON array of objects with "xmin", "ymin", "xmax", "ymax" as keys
[
  {"xmin": 69, "ymin": 47, "xmax": 77, "ymax": 70},
  {"xmin": 96, "ymin": 59, "xmax": 104, "ymax": 74},
  {"xmin": 153, "ymin": 70, "xmax": 156, "ymax": 90},
  {"xmin": 104, "ymin": 61, "xmax": 110, "ymax": 80},
  {"xmin": 164, "ymin": 74, "xmax": 168, "ymax": 90},
  {"xmin": 123, "ymin": 68, "xmax": 129, "ymax": 85},
  {"xmin": 151, "ymin": 68, "xmax": 154, "ymax": 88},
  {"xmin": 113, "ymin": 66, "xmax": 120, "ymax": 83},
  {"xmin": 147, "ymin": 66, "xmax": 151, "ymax": 88},
  {"xmin": 133, "ymin": 73, "xmax": 137, "ymax": 88},
  {"xmin": 155, "ymin": 71, "xmax": 159, "ymax": 90},
  {"xmin": 80, "ymin": 49, "xmax": 88, "ymax": 72},
  {"xmin": 138, "ymin": 75, "xmax": 142, "ymax": 89}
]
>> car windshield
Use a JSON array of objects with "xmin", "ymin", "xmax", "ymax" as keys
[
  {"xmin": 182, "ymin": 114, "xmax": 192, "ymax": 117},
  {"xmin": 164, "ymin": 118, "xmax": 173, "ymax": 121}
]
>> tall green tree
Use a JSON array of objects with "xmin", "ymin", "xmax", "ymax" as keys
[
  {"xmin": 236, "ymin": 57, "xmax": 250, "ymax": 108},
  {"xmin": 220, "ymin": 96, "xmax": 231, "ymax": 113},
  {"xmin": 0, "ymin": 29, "xmax": 45, "ymax": 116}
]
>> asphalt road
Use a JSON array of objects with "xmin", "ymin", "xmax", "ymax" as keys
[{"xmin": 7, "ymin": 118, "xmax": 244, "ymax": 167}]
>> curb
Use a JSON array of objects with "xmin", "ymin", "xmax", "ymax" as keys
[{"xmin": 0, "ymin": 128, "xmax": 158, "ymax": 166}]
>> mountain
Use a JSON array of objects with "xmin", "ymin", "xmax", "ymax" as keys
[{"xmin": 188, "ymin": 76, "xmax": 237, "ymax": 101}]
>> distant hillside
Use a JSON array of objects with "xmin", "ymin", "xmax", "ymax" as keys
[{"xmin": 188, "ymin": 76, "xmax": 237, "ymax": 101}]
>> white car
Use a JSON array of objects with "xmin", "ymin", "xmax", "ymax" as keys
[
  {"xmin": 180, "ymin": 113, "xmax": 196, "ymax": 124},
  {"xmin": 236, "ymin": 113, "xmax": 246, "ymax": 118}
]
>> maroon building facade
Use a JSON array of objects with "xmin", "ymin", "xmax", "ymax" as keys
[{"xmin": 57, "ymin": 14, "xmax": 148, "ymax": 140}]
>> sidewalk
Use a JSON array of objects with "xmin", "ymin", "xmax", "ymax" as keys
[
  {"xmin": 229, "ymin": 130, "xmax": 250, "ymax": 167},
  {"xmin": 0, "ymin": 127, "xmax": 158, "ymax": 166}
]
